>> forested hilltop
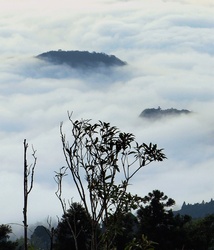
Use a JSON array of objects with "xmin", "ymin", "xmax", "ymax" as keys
[
  {"xmin": 36, "ymin": 50, "xmax": 127, "ymax": 68},
  {"xmin": 140, "ymin": 107, "xmax": 191, "ymax": 119}
]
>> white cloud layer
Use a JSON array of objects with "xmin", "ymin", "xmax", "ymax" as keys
[{"xmin": 0, "ymin": 0, "xmax": 214, "ymax": 234}]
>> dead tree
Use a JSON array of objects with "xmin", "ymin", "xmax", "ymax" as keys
[
  {"xmin": 23, "ymin": 139, "xmax": 37, "ymax": 250},
  {"xmin": 55, "ymin": 167, "xmax": 80, "ymax": 250},
  {"xmin": 46, "ymin": 216, "xmax": 55, "ymax": 250}
]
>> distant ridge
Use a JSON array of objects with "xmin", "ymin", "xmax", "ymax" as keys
[
  {"xmin": 36, "ymin": 50, "xmax": 127, "ymax": 68},
  {"xmin": 140, "ymin": 107, "xmax": 191, "ymax": 119},
  {"xmin": 174, "ymin": 199, "xmax": 214, "ymax": 219}
]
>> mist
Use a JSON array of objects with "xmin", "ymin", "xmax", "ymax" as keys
[{"xmin": 0, "ymin": 0, "xmax": 214, "ymax": 234}]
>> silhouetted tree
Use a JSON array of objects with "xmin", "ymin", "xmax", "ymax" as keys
[
  {"xmin": 23, "ymin": 139, "xmax": 37, "ymax": 250},
  {"xmin": 45, "ymin": 216, "xmax": 56, "ymax": 250},
  {"xmin": 0, "ymin": 224, "xmax": 17, "ymax": 250},
  {"xmin": 56, "ymin": 114, "xmax": 166, "ymax": 250},
  {"xmin": 55, "ymin": 202, "xmax": 92, "ymax": 250},
  {"xmin": 184, "ymin": 214, "xmax": 214, "ymax": 250},
  {"xmin": 137, "ymin": 190, "xmax": 175, "ymax": 249},
  {"xmin": 169, "ymin": 214, "xmax": 192, "ymax": 249},
  {"xmin": 31, "ymin": 225, "xmax": 52, "ymax": 250},
  {"xmin": 113, "ymin": 212, "xmax": 139, "ymax": 250}
]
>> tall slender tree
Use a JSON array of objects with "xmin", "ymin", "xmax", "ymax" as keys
[{"xmin": 23, "ymin": 139, "xmax": 37, "ymax": 250}]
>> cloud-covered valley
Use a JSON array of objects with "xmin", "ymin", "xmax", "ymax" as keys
[{"xmin": 0, "ymin": 0, "xmax": 214, "ymax": 233}]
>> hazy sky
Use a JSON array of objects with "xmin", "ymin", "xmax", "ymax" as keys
[{"xmin": 1, "ymin": 0, "xmax": 214, "ymax": 235}]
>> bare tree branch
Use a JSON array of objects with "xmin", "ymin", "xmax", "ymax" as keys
[
  {"xmin": 54, "ymin": 167, "xmax": 79, "ymax": 250},
  {"xmin": 23, "ymin": 139, "xmax": 37, "ymax": 250}
]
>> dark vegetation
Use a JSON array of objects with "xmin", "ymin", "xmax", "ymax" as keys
[
  {"xmin": 31, "ymin": 226, "xmax": 53, "ymax": 250},
  {"xmin": 5, "ymin": 191, "xmax": 214, "ymax": 250},
  {"xmin": 140, "ymin": 106, "xmax": 191, "ymax": 119},
  {"xmin": 54, "ymin": 115, "xmax": 165, "ymax": 250},
  {"xmin": 36, "ymin": 50, "xmax": 127, "ymax": 68},
  {"xmin": 0, "ymin": 224, "xmax": 18, "ymax": 249},
  {"xmin": 2, "ymin": 115, "xmax": 214, "ymax": 250}
]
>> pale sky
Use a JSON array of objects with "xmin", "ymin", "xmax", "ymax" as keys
[{"xmin": 0, "ymin": 0, "xmax": 214, "ymax": 236}]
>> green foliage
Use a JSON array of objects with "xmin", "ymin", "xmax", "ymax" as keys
[
  {"xmin": 125, "ymin": 234, "xmax": 157, "ymax": 250},
  {"xmin": 111, "ymin": 213, "xmax": 140, "ymax": 250},
  {"xmin": 184, "ymin": 214, "xmax": 214, "ymax": 249},
  {"xmin": 0, "ymin": 224, "xmax": 12, "ymax": 241},
  {"xmin": 27, "ymin": 246, "xmax": 35, "ymax": 250},
  {"xmin": 0, "ymin": 224, "xmax": 17, "ymax": 250}
]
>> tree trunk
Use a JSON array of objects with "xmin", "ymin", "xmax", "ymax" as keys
[
  {"xmin": 23, "ymin": 139, "xmax": 37, "ymax": 250},
  {"xmin": 23, "ymin": 139, "xmax": 28, "ymax": 250}
]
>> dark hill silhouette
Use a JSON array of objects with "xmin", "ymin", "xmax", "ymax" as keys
[
  {"xmin": 36, "ymin": 50, "xmax": 127, "ymax": 68},
  {"xmin": 31, "ymin": 225, "xmax": 51, "ymax": 250},
  {"xmin": 140, "ymin": 107, "xmax": 191, "ymax": 119},
  {"xmin": 174, "ymin": 199, "xmax": 214, "ymax": 219}
]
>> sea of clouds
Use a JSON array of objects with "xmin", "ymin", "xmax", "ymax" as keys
[{"xmin": 0, "ymin": 0, "xmax": 214, "ymax": 236}]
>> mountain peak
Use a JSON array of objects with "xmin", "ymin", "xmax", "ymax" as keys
[
  {"xmin": 140, "ymin": 107, "xmax": 192, "ymax": 119},
  {"xmin": 36, "ymin": 50, "xmax": 127, "ymax": 68}
]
